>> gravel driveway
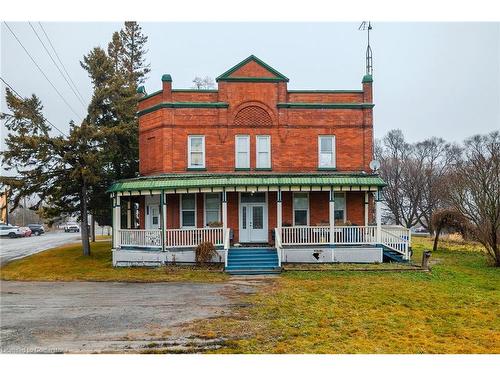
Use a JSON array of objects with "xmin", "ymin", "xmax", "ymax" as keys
[
  {"xmin": 0, "ymin": 231, "xmax": 81, "ymax": 265},
  {"xmin": 0, "ymin": 279, "xmax": 260, "ymax": 353}
]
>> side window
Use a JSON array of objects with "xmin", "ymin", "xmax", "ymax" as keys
[
  {"xmin": 256, "ymin": 135, "xmax": 271, "ymax": 169},
  {"xmin": 293, "ymin": 192, "xmax": 309, "ymax": 226},
  {"xmin": 204, "ymin": 193, "xmax": 221, "ymax": 226},
  {"xmin": 235, "ymin": 135, "xmax": 250, "ymax": 169},
  {"xmin": 318, "ymin": 135, "xmax": 336, "ymax": 168},
  {"xmin": 181, "ymin": 194, "xmax": 196, "ymax": 228},
  {"xmin": 334, "ymin": 193, "xmax": 346, "ymax": 223},
  {"xmin": 188, "ymin": 136, "xmax": 205, "ymax": 169}
]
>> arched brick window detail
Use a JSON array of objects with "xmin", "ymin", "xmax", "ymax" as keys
[{"xmin": 233, "ymin": 106, "xmax": 273, "ymax": 127}]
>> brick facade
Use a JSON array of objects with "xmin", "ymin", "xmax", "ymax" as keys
[{"xmin": 134, "ymin": 56, "xmax": 375, "ymax": 240}]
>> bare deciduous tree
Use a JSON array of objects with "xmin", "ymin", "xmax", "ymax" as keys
[
  {"xmin": 445, "ymin": 131, "xmax": 500, "ymax": 266},
  {"xmin": 192, "ymin": 76, "xmax": 215, "ymax": 90}
]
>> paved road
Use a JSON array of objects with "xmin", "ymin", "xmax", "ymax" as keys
[
  {"xmin": 0, "ymin": 280, "xmax": 259, "ymax": 353},
  {"xmin": 0, "ymin": 231, "xmax": 81, "ymax": 265}
]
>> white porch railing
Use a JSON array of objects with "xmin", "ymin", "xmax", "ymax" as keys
[
  {"xmin": 118, "ymin": 227, "xmax": 224, "ymax": 249},
  {"xmin": 224, "ymin": 228, "xmax": 230, "ymax": 268},
  {"xmin": 281, "ymin": 226, "xmax": 331, "ymax": 245},
  {"xmin": 279, "ymin": 225, "xmax": 411, "ymax": 260},
  {"xmin": 381, "ymin": 226, "xmax": 411, "ymax": 260},
  {"xmin": 119, "ymin": 229, "xmax": 162, "ymax": 248},
  {"xmin": 165, "ymin": 227, "xmax": 224, "ymax": 248}
]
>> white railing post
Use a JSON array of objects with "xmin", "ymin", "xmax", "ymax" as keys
[
  {"xmin": 329, "ymin": 189, "xmax": 335, "ymax": 245},
  {"xmin": 275, "ymin": 228, "xmax": 282, "ymax": 267}
]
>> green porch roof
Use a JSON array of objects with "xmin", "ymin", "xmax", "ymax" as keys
[{"xmin": 108, "ymin": 173, "xmax": 386, "ymax": 193}]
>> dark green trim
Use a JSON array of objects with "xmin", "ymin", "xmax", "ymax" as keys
[
  {"xmin": 107, "ymin": 172, "xmax": 387, "ymax": 193},
  {"xmin": 187, "ymin": 167, "xmax": 207, "ymax": 171},
  {"xmin": 317, "ymin": 167, "xmax": 337, "ymax": 171},
  {"xmin": 277, "ymin": 102, "xmax": 374, "ymax": 109},
  {"xmin": 362, "ymin": 74, "xmax": 373, "ymax": 83},
  {"xmin": 288, "ymin": 90, "xmax": 363, "ymax": 94},
  {"xmin": 255, "ymin": 168, "xmax": 273, "ymax": 171},
  {"xmin": 138, "ymin": 89, "xmax": 162, "ymax": 102},
  {"xmin": 216, "ymin": 55, "xmax": 289, "ymax": 82},
  {"xmin": 138, "ymin": 102, "xmax": 229, "ymax": 116},
  {"xmin": 234, "ymin": 168, "xmax": 251, "ymax": 171},
  {"xmin": 162, "ymin": 74, "xmax": 172, "ymax": 82},
  {"xmin": 172, "ymin": 89, "xmax": 218, "ymax": 93},
  {"xmin": 218, "ymin": 77, "xmax": 287, "ymax": 83},
  {"xmin": 137, "ymin": 86, "xmax": 146, "ymax": 94}
]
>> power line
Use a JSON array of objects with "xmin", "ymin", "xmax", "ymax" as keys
[
  {"xmin": 0, "ymin": 76, "xmax": 67, "ymax": 137},
  {"xmin": 28, "ymin": 22, "xmax": 86, "ymax": 109},
  {"xmin": 3, "ymin": 22, "xmax": 82, "ymax": 120},
  {"xmin": 38, "ymin": 22, "xmax": 86, "ymax": 105}
]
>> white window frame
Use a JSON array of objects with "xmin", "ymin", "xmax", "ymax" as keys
[
  {"xmin": 188, "ymin": 135, "xmax": 206, "ymax": 169},
  {"xmin": 235, "ymin": 135, "xmax": 250, "ymax": 169},
  {"xmin": 256, "ymin": 135, "xmax": 271, "ymax": 169},
  {"xmin": 203, "ymin": 193, "xmax": 221, "ymax": 227},
  {"xmin": 180, "ymin": 193, "xmax": 197, "ymax": 228},
  {"xmin": 318, "ymin": 135, "xmax": 336, "ymax": 169},
  {"xmin": 292, "ymin": 192, "xmax": 310, "ymax": 226},
  {"xmin": 334, "ymin": 192, "xmax": 347, "ymax": 224}
]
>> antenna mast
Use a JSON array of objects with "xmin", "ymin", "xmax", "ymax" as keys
[{"xmin": 358, "ymin": 21, "xmax": 373, "ymax": 76}]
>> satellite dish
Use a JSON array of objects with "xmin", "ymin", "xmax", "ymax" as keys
[{"xmin": 369, "ymin": 160, "xmax": 381, "ymax": 171}]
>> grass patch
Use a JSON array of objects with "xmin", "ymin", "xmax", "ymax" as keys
[
  {"xmin": 190, "ymin": 236, "xmax": 500, "ymax": 353},
  {"xmin": 0, "ymin": 241, "xmax": 228, "ymax": 283}
]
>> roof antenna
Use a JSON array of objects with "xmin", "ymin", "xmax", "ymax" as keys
[{"xmin": 358, "ymin": 21, "xmax": 373, "ymax": 76}]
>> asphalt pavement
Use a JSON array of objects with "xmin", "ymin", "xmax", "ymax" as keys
[
  {"xmin": 0, "ymin": 231, "xmax": 81, "ymax": 265},
  {"xmin": 0, "ymin": 280, "xmax": 259, "ymax": 353}
]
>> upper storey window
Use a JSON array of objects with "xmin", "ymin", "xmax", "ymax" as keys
[
  {"xmin": 235, "ymin": 135, "xmax": 250, "ymax": 169},
  {"xmin": 256, "ymin": 135, "xmax": 271, "ymax": 169},
  {"xmin": 318, "ymin": 135, "xmax": 336, "ymax": 169},
  {"xmin": 188, "ymin": 135, "xmax": 205, "ymax": 169}
]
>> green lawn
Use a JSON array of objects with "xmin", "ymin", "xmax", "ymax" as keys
[
  {"xmin": 189, "ymin": 237, "xmax": 500, "ymax": 353},
  {"xmin": 2, "ymin": 236, "xmax": 498, "ymax": 353},
  {"xmin": 0, "ymin": 241, "xmax": 228, "ymax": 283}
]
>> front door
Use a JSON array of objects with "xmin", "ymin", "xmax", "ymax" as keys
[{"xmin": 239, "ymin": 193, "xmax": 268, "ymax": 243}]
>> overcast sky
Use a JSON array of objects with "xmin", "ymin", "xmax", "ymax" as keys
[{"xmin": 1, "ymin": 22, "xmax": 499, "ymax": 147}]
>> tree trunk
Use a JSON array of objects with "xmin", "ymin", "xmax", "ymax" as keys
[
  {"xmin": 91, "ymin": 215, "xmax": 96, "ymax": 243},
  {"xmin": 433, "ymin": 226, "xmax": 442, "ymax": 252},
  {"xmin": 80, "ymin": 183, "xmax": 91, "ymax": 256}
]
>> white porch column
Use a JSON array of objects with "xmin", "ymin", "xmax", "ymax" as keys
[
  {"xmin": 126, "ymin": 199, "xmax": 132, "ymax": 229},
  {"xmin": 329, "ymin": 189, "xmax": 335, "ymax": 245},
  {"xmin": 222, "ymin": 191, "xmax": 228, "ymax": 231},
  {"xmin": 277, "ymin": 189, "xmax": 282, "ymax": 232},
  {"xmin": 375, "ymin": 192, "xmax": 382, "ymax": 243},
  {"xmin": 222, "ymin": 191, "xmax": 228, "ymax": 249},
  {"xmin": 113, "ymin": 194, "xmax": 121, "ymax": 248},
  {"xmin": 160, "ymin": 191, "xmax": 167, "ymax": 252},
  {"xmin": 364, "ymin": 192, "xmax": 369, "ymax": 226}
]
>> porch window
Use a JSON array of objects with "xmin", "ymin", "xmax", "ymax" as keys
[
  {"xmin": 181, "ymin": 193, "xmax": 196, "ymax": 227},
  {"xmin": 293, "ymin": 192, "xmax": 309, "ymax": 226},
  {"xmin": 188, "ymin": 135, "xmax": 205, "ymax": 169},
  {"xmin": 235, "ymin": 135, "xmax": 250, "ymax": 169},
  {"xmin": 204, "ymin": 193, "xmax": 221, "ymax": 226},
  {"xmin": 256, "ymin": 135, "xmax": 271, "ymax": 169},
  {"xmin": 334, "ymin": 192, "xmax": 346, "ymax": 223},
  {"xmin": 318, "ymin": 135, "xmax": 336, "ymax": 168}
]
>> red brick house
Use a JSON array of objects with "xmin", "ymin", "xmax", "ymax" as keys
[{"xmin": 108, "ymin": 55, "xmax": 411, "ymax": 272}]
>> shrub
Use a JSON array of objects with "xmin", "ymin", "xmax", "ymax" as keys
[{"xmin": 195, "ymin": 241, "xmax": 217, "ymax": 265}]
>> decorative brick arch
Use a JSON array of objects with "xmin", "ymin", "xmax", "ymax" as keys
[{"xmin": 233, "ymin": 105, "xmax": 274, "ymax": 127}]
